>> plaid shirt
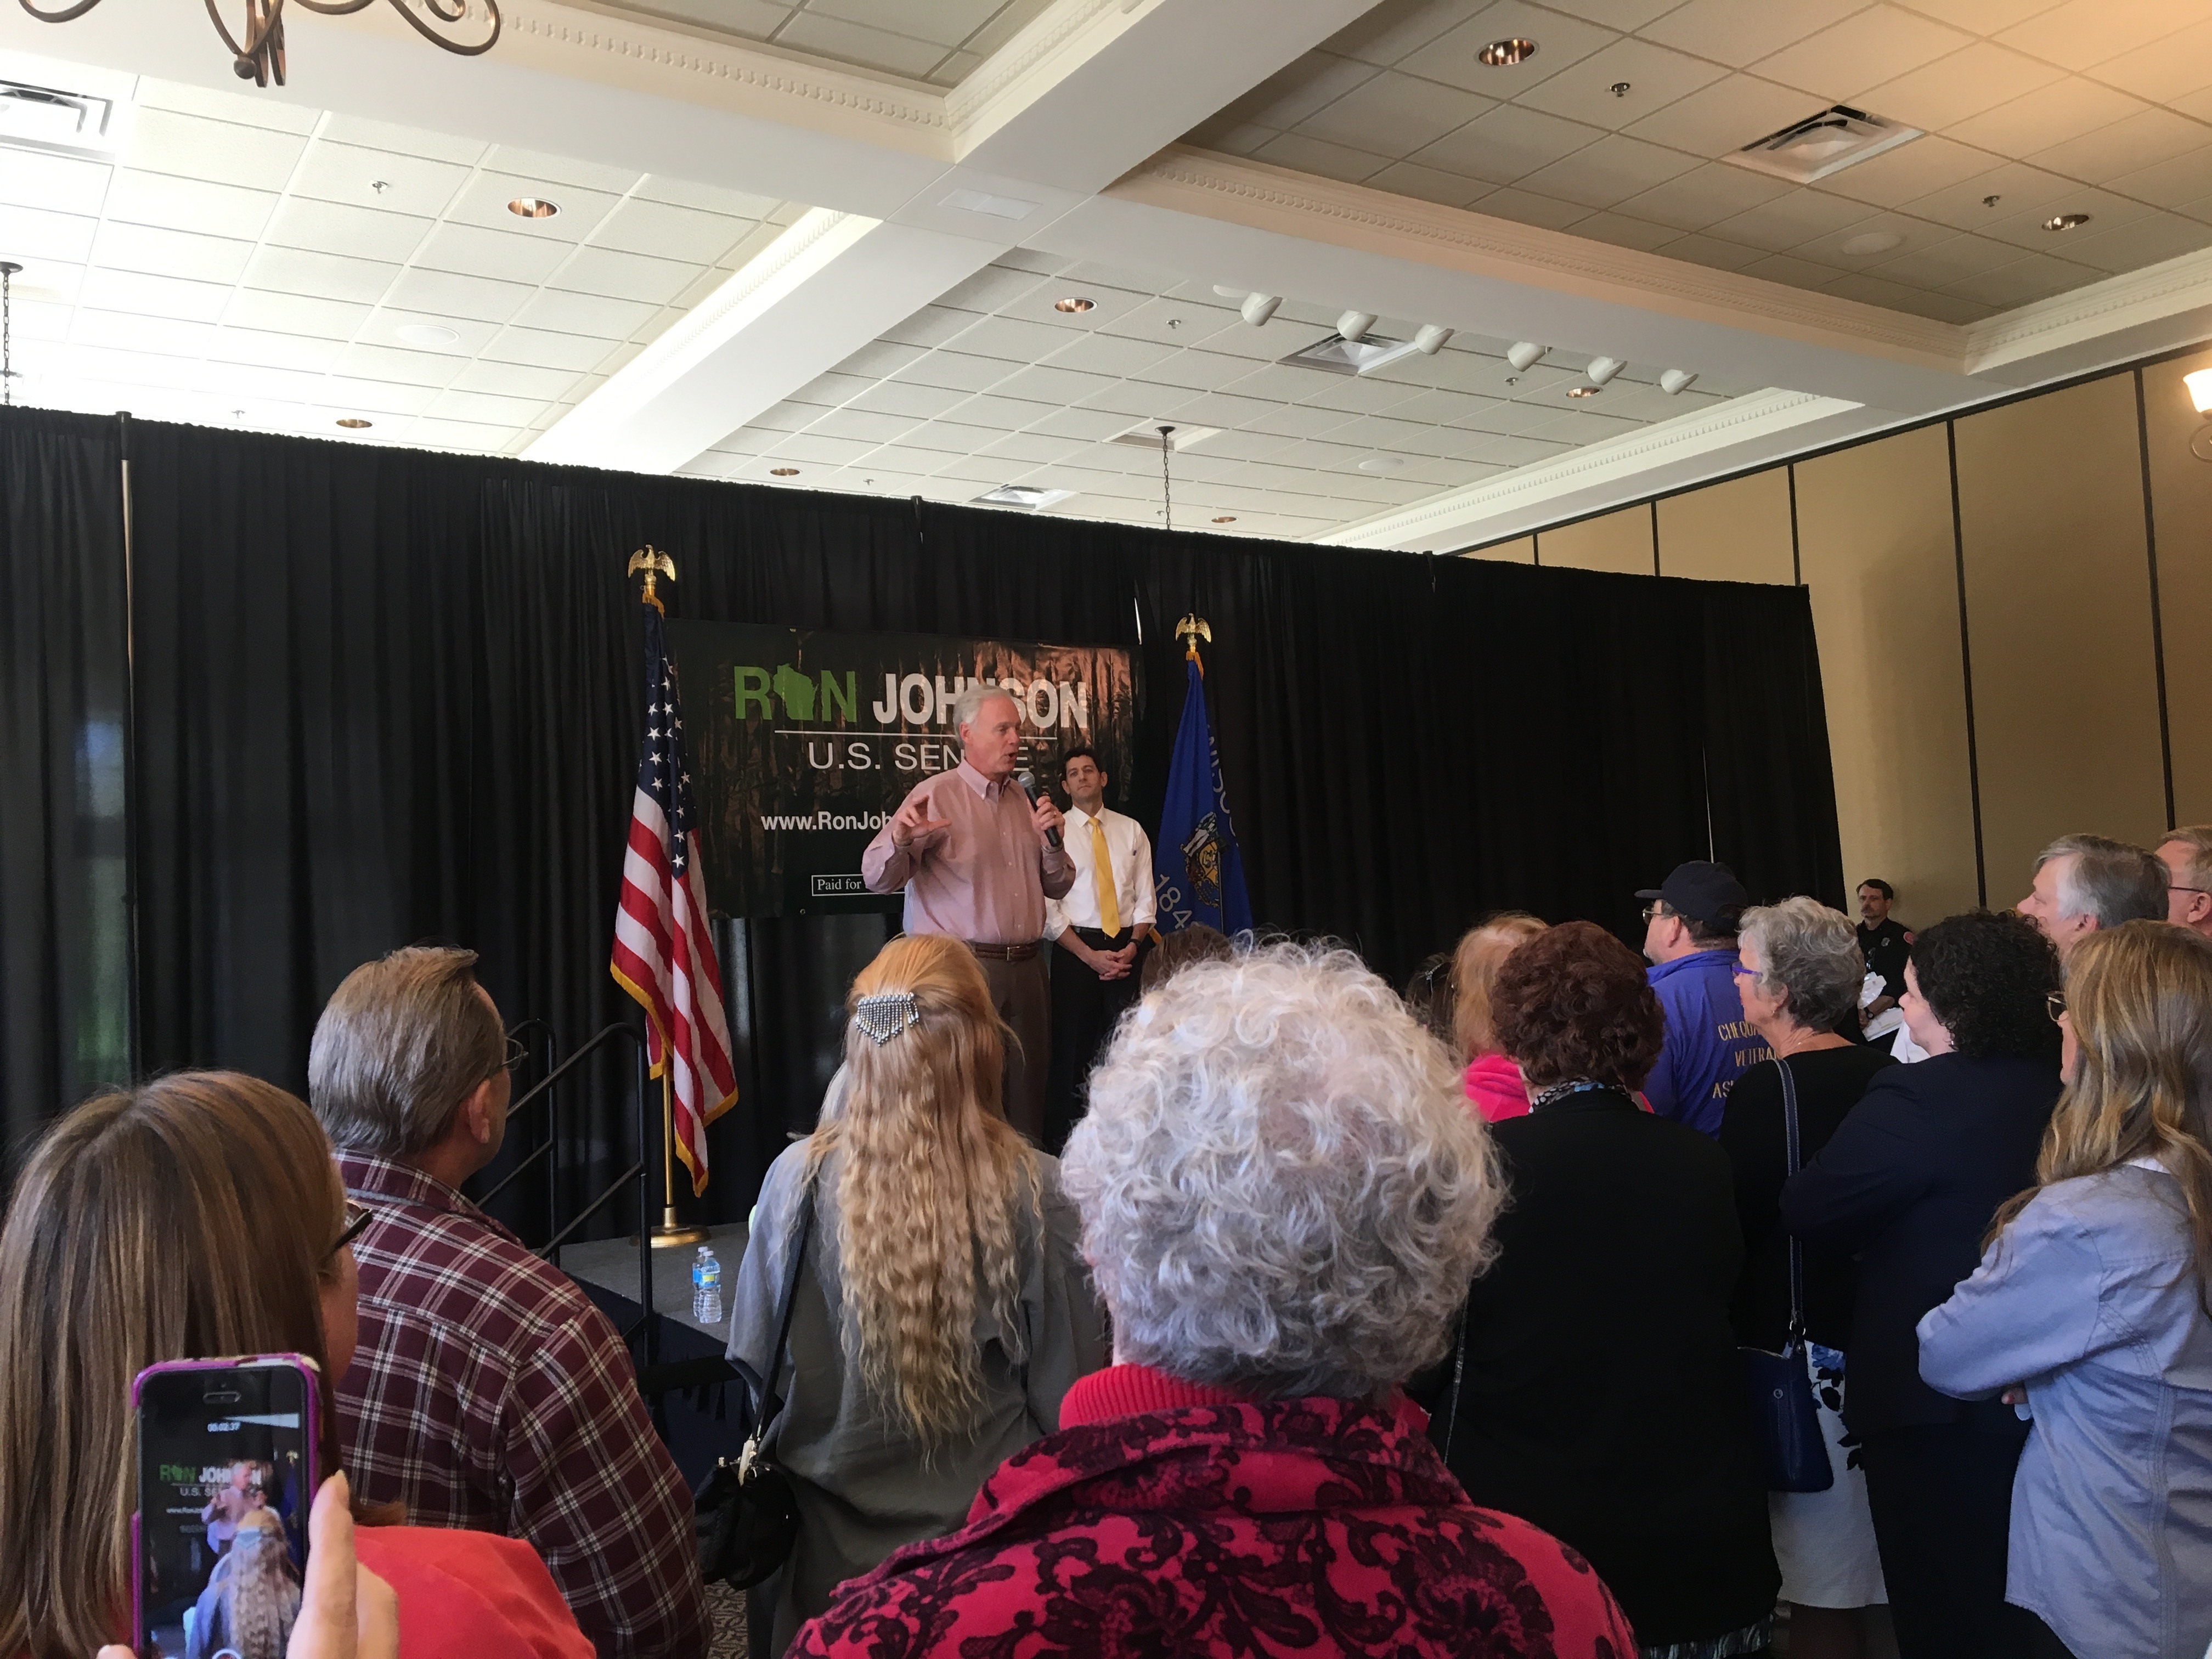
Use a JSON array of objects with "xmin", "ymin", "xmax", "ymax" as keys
[{"xmin": 335, "ymin": 1153, "xmax": 706, "ymax": 1659}]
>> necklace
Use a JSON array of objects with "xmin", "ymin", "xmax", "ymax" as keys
[{"xmin": 1528, "ymin": 1078, "xmax": 1611, "ymax": 1111}]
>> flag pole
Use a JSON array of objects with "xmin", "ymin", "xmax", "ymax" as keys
[{"xmin": 654, "ymin": 1070, "xmax": 707, "ymax": 1248}]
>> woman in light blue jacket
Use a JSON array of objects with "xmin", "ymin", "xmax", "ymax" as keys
[{"xmin": 1919, "ymin": 920, "xmax": 2212, "ymax": 1659}]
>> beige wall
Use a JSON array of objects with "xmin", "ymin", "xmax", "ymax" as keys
[
  {"xmin": 1467, "ymin": 354, "xmax": 2201, "ymax": 920},
  {"xmin": 1537, "ymin": 505, "xmax": 1655, "ymax": 573},
  {"xmin": 1466, "ymin": 534, "xmax": 1535, "ymax": 563},
  {"xmin": 1795, "ymin": 427, "xmax": 1981, "ymax": 924},
  {"xmin": 1657, "ymin": 469, "xmax": 1795, "ymax": 586}
]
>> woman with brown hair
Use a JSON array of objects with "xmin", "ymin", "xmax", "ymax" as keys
[
  {"xmin": 1920, "ymin": 920, "xmax": 2212, "ymax": 1659},
  {"xmin": 1434, "ymin": 921, "xmax": 1779, "ymax": 1659},
  {"xmin": 0, "ymin": 1071, "xmax": 591, "ymax": 1659},
  {"xmin": 725, "ymin": 934, "xmax": 1108, "ymax": 1651},
  {"xmin": 1450, "ymin": 912, "xmax": 1548, "ymax": 1121}
]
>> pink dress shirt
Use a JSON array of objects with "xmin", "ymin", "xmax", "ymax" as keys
[{"xmin": 861, "ymin": 759, "xmax": 1075, "ymax": 944}]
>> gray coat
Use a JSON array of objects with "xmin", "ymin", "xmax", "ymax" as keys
[
  {"xmin": 726, "ymin": 1136, "xmax": 1107, "ymax": 1651},
  {"xmin": 1919, "ymin": 1160, "xmax": 2212, "ymax": 1659}
]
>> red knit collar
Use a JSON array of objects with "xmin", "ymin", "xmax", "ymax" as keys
[{"xmin": 1060, "ymin": 1363, "xmax": 1253, "ymax": 1426}]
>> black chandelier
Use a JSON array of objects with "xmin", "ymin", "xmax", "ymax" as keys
[{"xmin": 18, "ymin": 0, "xmax": 498, "ymax": 87}]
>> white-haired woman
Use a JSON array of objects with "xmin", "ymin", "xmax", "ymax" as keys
[
  {"xmin": 725, "ymin": 933, "xmax": 1107, "ymax": 1654},
  {"xmin": 789, "ymin": 941, "xmax": 1637, "ymax": 1658},
  {"xmin": 1720, "ymin": 898, "xmax": 1895, "ymax": 1659}
]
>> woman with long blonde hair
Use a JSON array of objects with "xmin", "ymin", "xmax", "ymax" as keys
[
  {"xmin": 1451, "ymin": 913, "xmax": 1548, "ymax": 1121},
  {"xmin": 1920, "ymin": 920, "xmax": 2212, "ymax": 1659},
  {"xmin": 726, "ymin": 934, "xmax": 1108, "ymax": 1652}
]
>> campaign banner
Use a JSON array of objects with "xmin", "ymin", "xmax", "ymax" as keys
[{"xmin": 670, "ymin": 622, "xmax": 1137, "ymax": 917}]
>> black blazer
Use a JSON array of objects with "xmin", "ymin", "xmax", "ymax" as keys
[
  {"xmin": 1780, "ymin": 1052, "xmax": 2059, "ymax": 1434},
  {"xmin": 1435, "ymin": 1088, "xmax": 1778, "ymax": 1647}
]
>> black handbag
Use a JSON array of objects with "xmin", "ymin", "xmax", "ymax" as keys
[
  {"xmin": 696, "ymin": 1181, "xmax": 815, "ymax": 1589},
  {"xmin": 1737, "ymin": 1058, "xmax": 1835, "ymax": 1493}
]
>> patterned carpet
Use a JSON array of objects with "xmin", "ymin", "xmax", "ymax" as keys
[{"xmin": 706, "ymin": 1580, "xmax": 750, "ymax": 1658}]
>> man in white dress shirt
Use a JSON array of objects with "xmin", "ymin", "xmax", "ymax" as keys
[{"xmin": 1042, "ymin": 744, "xmax": 1155, "ymax": 1153}]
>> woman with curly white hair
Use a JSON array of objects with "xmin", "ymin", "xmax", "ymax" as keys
[{"xmin": 791, "ymin": 940, "xmax": 1636, "ymax": 1658}]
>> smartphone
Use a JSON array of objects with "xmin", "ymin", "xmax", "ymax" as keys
[{"xmin": 132, "ymin": 1355, "xmax": 319, "ymax": 1659}]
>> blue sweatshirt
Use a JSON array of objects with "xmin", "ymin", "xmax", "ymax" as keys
[{"xmin": 1644, "ymin": 949, "xmax": 1771, "ymax": 1136}]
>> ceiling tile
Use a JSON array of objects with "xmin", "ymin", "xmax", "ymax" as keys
[
  {"xmin": 1571, "ymin": 208, "xmax": 1685, "ymax": 249},
  {"xmin": 1866, "ymin": 230, "xmax": 2041, "ymax": 283},
  {"xmin": 790, "ymin": 369, "xmax": 872, "ymax": 405},
  {"xmin": 550, "ymin": 246, "xmax": 700, "ymax": 306},
  {"xmin": 1514, "ymin": 132, "xmax": 1701, "ymax": 208},
  {"xmin": 1943, "ymin": 251, "xmax": 2102, "ymax": 303},
  {"xmin": 846, "ymin": 378, "xmax": 973, "ymax": 417},
  {"xmin": 1737, "ymin": 250, "xmax": 1852, "ymax": 287},
  {"xmin": 1639, "ymin": 0, "xmax": 1869, "ymax": 69},
  {"xmin": 634, "ymin": 176, "xmax": 782, "ymax": 219},
  {"xmin": 1997, "ymin": 0, "xmax": 2199, "ymax": 70},
  {"xmin": 1655, "ymin": 231, "xmax": 1770, "ymax": 270},
  {"xmin": 222, "ymin": 289, "xmax": 371, "ymax": 338},
  {"xmin": 1703, "ymin": 189, "xmax": 1876, "ymax": 251},
  {"xmin": 1470, "ymin": 184, "xmax": 1595, "ymax": 229},
  {"xmin": 1096, "ymin": 297, "xmax": 1236, "ymax": 348},
  {"xmin": 1852, "ymin": 41, "xmax": 2064, "ymax": 129},
  {"xmin": 1979, "ymin": 185, "xmax": 2158, "ymax": 249},
  {"xmin": 291, "ymin": 144, "xmax": 470, "ymax": 221},
  {"xmin": 808, "ymin": 406, "xmax": 921, "ymax": 443},
  {"xmin": 103, "ymin": 171, "xmax": 270, "ymax": 239},
  {"xmin": 2028, "ymin": 107, "xmax": 2209, "ymax": 187},
  {"xmin": 1510, "ymin": 36, "xmax": 1730, "ymax": 129},
  {"xmin": 990, "ymin": 363, "xmax": 1120, "ymax": 404},
  {"xmin": 383, "ymin": 267, "xmax": 539, "ymax": 324},
  {"xmin": 806, "ymin": 0, "xmax": 1005, "ymax": 48},
  {"xmin": 404, "ymin": 223, "xmax": 560, "ymax": 285},
  {"xmin": 1948, "ymin": 77, "xmax": 2148, "ymax": 157},
  {"xmin": 481, "ymin": 326, "xmax": 619, "ymax": 372},
  {"xmin": 481, "ymin": 145, "xmax": 641, "ymax": 196},
  {"xmin": 2089, "ymin": 15, "xmax": 2212, "ymax": 104},
  {"xmin": 242, "ymin": 245, "xmax": 399, "ymax": 304},
  {"xmin": 1612, "ymin": 161, "xmax": 1796, "ymax": 230},
  {"xmin": 1752, "ymin": 7, "xmax": 1976, "ymax": 102},
  {"xmin": 447, "ymin": 174, "xmax": 621, "ymax": 241},
  {"xmin": 314, "ymin": 113, "xmax": 484, "ymax": 165},
  {"xmin": 509, "ymin": 289, "xmax": 658, "ymax": 337},
  {"xmin": 136, "ymin": 78, "xmax": 318, "ymax": 136},
  {"xmin": 1621, "ymin": 73, "xmax": 1826, "ymax": 158},
  {"xmin": 945, "ymin": 392, "xmax": 1060, "ymax": 430},
  {"xmin": 404, "ymin": 417, "xmax": 516, "ymax": 452},
  {"xmin": 262, "ymin": 198, "xmax": 432, "ymax": 263},
  {"xmin": 77, "ymin": 267, "xmax": 234, "ymax": 323},
  {"xmin": 124, "ymin": 108, "xmax": 306, "ymax": 191},
  {"xmin": 935, "ymin": 263, "xmax": 1051, "ymax": 314},
  {"xmin": 207, "ymin": 328, "xmax": 345, "ymax": 371},
  {"xmin": 91, "ymin": 222, "xmax": 256, "ymax": 285},
  {"xmin": 70, "ymin": 309, "xmax": 216, "ymax": 354},
  {"xmin": 771, "ymin": 10, "xmax": 959, "ymax": 75},
  {"xmin": 1025, "ymin": 405, "xmax": 1144, "ymax": 441},
  {"xmin": 1789, "ymin": 207, "xmax": 1949, "ymax": 262},
  {"xmin": 833, "ymin": 339, "xmax": 929, "ymax": 378},
  {"xmin": 0, "ymin": 150, "xmax": 111, "ymax": 216},
  {"xmin": 1298, "ymin": 69, "xmax": 1495, "ymax": 157},
  {"xmin": 0, "ymin": 203, "xmax": 97, "ymax": 263},
  {"xmin": 427, "ymin": 386, "xmax": 543, "ymax": 425},
  {"xmin": 2055, "ymin": 211, "xmax": 2212, "ymax": 271},
  {"xmin": 1364, "ymin": 158, "xmax": 1494, "ymax": 206},
  {"xmin": 1410, "ymin": 101, "xmax": 1609, "ymax": 183},
  {"xmin": 337, "ymin": 341, "xmax": 465, "ymax": 386},
  {"xmin": 951, "ymin": 312, "xmax": 1083, "ymax": 361},
  {"xmin": 589, "ymin": 198, "xmax": 752, "ymax": 264},
  {"xmin": 1886, "ymin": 0, "xmax": 2064, "ymax": 31},
  {"xmin": 1812, "ymin": 132, "xmax": 2004, "ymax": 207},
  {"xmin": 889, "ymin": 348, "xmax": 1012, "ymax": 391},
  {"xmin": 2109, "ymin": 148, "xmax": 2212, "ymax": 211},
  {"xmin": 1252, "ymin": 132, "xmax": 1392, "ymax": 183},
  {"xmin": 881, "ymin": 304, "xmax": 975, "ymax": 350},
  {"xmin": 1216, "ymin": 53, "xmax": 1383, "ymax": 132}
]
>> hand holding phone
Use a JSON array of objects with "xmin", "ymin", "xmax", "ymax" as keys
[{"xmin": 105, "ymin": 1474, "xmax": 394, "ymax": 1659}]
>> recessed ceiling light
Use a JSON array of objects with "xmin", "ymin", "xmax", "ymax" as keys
[
  {"xmin": 1212, "ymin": 515, "xmax": 1236, "ymax": 523},
  {"xmin": 1357, "ymin": 455, "xmax": 1405, "ymax": 473},
  {"xmin": 2045, "ymin": 212, "xmax": 2091, "ymax": 231},
  {"xmin": 1841, "ymin": 231, "xmax": 1903, "ymax": 256},
  {"xmin": 1478, "ymin": 37, "xmax": 1537, "ymax": 65},
  {"xmin": 507, "ymin": 198, "xmax": 559, "ymax": 218},
  {"xmin": 1566, "ymin": 386, "xmax": 1600, "ymax": 398},
  {"xmin": 1610, "ymin": 81, "xmax": 1632, "ymax": 97},
  {"xmin": 396, "ymin": 322, "xmax": 460, "ymax": 347},
  {"xmin": 1053, "ymin": 296, "xmax": 1095, "ymax": 313},
  {"xmin": 336, "ymin": 417, "xmax": 373, "ymax": 428},
  {"xmin": 769, "ymin": 466, "xmax": 799, "ymax": 476},
  {"xmin": 974, "ymin": 484, "xmax": 1075, "ymax": 509}
]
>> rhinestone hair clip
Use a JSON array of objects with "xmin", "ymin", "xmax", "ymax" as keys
[{"xmin": 853, "ymin": 991, "xmax": 921, "ymax": 1045}]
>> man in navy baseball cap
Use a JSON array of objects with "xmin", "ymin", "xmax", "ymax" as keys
[{"xmin": 1635, "ymin": 861, "xmax": 1764, "ymax": 1135}]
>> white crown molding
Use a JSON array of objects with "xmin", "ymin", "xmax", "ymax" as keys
[
  {"xmin": 527, "ymin": 206, "xmax": 877, "ymax": 464},
  {"xmin": 1109, "ymin": 146, "xmax": 1965, "ymax": 373},
  {"xmin": 945, "ymin": 0, "xmax": 1144, "ymax": 153},
  {"xmin": 1963, "ymin": 244, "xmax": 2212, "ymax": 375},
  {"xmin": 498, "ymin": 0, "xmax": 951, "ymax": 152},
  {"xmin": 1319, "ymin": 388, "xmax": 1862, "ymax": 551}
]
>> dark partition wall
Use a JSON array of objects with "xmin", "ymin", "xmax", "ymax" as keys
[{"xmin": 0, "ymin": 404, "xmax": 1843, "ymax": 1225}]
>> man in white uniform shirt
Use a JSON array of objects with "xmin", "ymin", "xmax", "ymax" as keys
[{"xmin": 1042, "ymin": 743, "xmax": 1155, "ymax": 1152}]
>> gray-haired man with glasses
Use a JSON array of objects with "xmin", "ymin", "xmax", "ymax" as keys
[{"xmin": 2158, "ymin": 826, "xmax": 2212, "ymax": 939}]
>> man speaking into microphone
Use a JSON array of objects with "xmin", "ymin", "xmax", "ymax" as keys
[{"xmin": 861, "ymin": 682, "xmax": 1072, "ymax": 1140}]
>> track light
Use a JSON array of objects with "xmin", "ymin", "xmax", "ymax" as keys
[
  {"xmin": 1337, "ymin": 311, "xmax": 1378, "ymax": 342},
  {"xmin": 1240, "ymin": 292, "xmax": 1282, "ymax": 326},
  {"xmin": 1413, "ymin": 324, "xmax": 1454, "ymax": 354},
  {"xmin": 1586, "ymin": 356, "xmax": 1625, "ymax": 387},
  {"xmin": 1506, "ymin": 341, "xmax": 1547, "ymax": 371},
  {"xmin": 1660, "ymin": 368, "xmax": 1699, "ymax": 395}
]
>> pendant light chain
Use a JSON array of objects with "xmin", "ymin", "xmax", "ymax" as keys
[
  {"xmin": 1158, "ymin": 424, "xmax": 1176, "ymax": 534},
  {"xmin": 0, "ymin": 262, "xmax": 16, "ymax": 409}
]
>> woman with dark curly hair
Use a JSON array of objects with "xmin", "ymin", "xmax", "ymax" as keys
[
  {"xmin": 1782, "ymin": 909, "xmax": 2062, "ymax": 1659},
  {"xmin": 1435, "ymin": 921, "xmax": 1780, "ymax": 1659}
]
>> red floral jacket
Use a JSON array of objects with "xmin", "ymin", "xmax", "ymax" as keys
[{"xmin": 794, "ymin": 1364, "xmax": 1637, "ymax": 1657}]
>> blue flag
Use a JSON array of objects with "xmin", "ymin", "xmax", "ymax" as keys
[{"xmin": 1153, "ymin": 653, "xmax": 1252, "ymax": 935}]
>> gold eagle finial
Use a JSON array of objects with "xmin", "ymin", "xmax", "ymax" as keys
[
  {"xmin": 626, "ymin": 546, "xmax": 676, "ymax": 608},
  {"xmin": 1175, "ymin": 614, "xmax": 1212, "ymax": 662}
]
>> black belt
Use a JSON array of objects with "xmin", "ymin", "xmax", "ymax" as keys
[{"xmin": 967, "ymin": 940, "xmax": 1040, "ymax": 962}]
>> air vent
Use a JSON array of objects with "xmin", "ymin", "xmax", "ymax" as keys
[
  {"xmin": 0, "ymin": 80, "xmax": 120, "ymax": 158},
  {"xmin": 1279, "ymin": 331, "xmax": 1424, "ymax": 377},
  {"xmin": 973, "ymin": 485, "xmax": 1073, "ymax": 509},
  {"xmin": 1105, "ymin": 422, "xmax": 1218, "ymax": 452},
  {"xmin": 1726, "ymin": 104, "xmax": 1920, "ymax": 184}
]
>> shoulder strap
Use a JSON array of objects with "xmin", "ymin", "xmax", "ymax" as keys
[
  {"xmin": 753, "ymin": 1177, "xmax": 816, "ymax": 1444},
  {"xmin": 1777, "ymin": 1058, "xmax": 1807, "ymax": 1350}
]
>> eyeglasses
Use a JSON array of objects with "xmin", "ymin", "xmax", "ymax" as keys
[
  {"xmin": 1641, "ymin": 903, "xmax": 1671, "ymax": 924},
  {"xmin": 500, "ymin": 1034, "xmax": 528, "ymax": 1074},
  {"xmin": 327, "ymin": 1201, "xmax": 372, "ymax": 1262},
  {"xmin": 2171, "ymin": 885, "xmax": 2209, "ymax": 896},
  {"xmin": 1730, "ymin": 962, "xmax": 1758, "ymax": 979},
  {"xmin": 2046, "ymin": 991, "xmax": 2067, "ymax": 1025}
]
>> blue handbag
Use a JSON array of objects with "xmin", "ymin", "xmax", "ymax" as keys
[{"xmin": 1737, "ymin": 1058, "xmax": 1835, "ymax": 1493}]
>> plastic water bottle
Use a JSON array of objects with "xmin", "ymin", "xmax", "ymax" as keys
[{"xmin": 691, "ymin": 1245, "xmax": 723, "ymax": 1326}]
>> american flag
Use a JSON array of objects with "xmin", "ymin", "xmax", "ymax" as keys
[{"xmin": 610, "ymin": 600, "xmax": 737, "ymax": 1194}]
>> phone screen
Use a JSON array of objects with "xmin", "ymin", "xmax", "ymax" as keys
[{"xmin": 135, "ymin": 1361, "xmax": 314, "ymax": 1659}]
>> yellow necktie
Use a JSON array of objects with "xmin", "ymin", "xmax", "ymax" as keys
[{"xmin": 1088, "ymin": 816, "xmax": 1120, "ymax": 937}]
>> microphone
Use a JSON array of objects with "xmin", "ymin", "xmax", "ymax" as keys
[{"xmin": 1014, "ymin": 768, "xmax": 1063, "ymax": 850}]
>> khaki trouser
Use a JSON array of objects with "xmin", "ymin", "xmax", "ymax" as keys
[{"xmin": 971, "ymin": 947, "xmax": 1049, "ymax": 1143}]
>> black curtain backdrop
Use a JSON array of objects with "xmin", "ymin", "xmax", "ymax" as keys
[{"xmin": 0, "ymin": 405, "xmax": 1844, "ymax": 1229}]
